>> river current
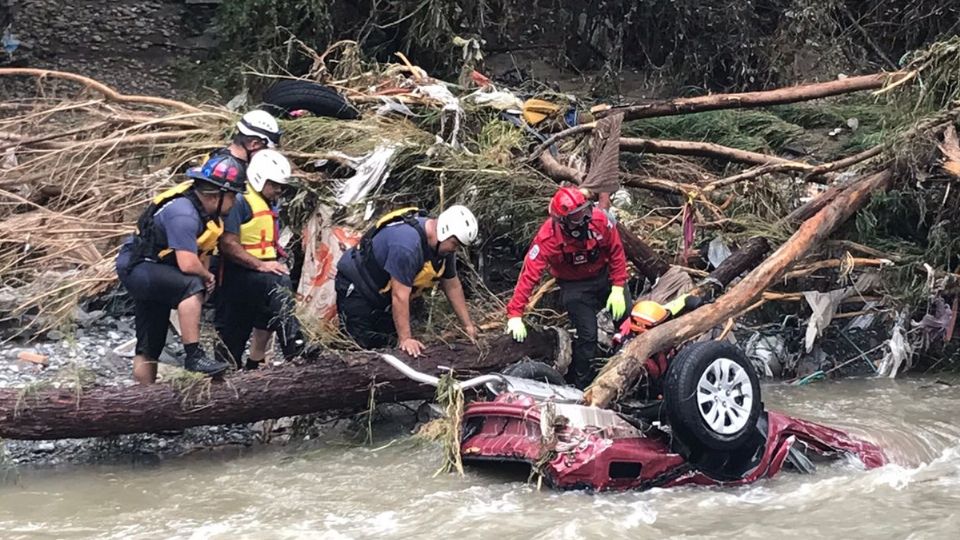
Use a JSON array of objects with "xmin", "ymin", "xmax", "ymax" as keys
[{"xmin": 2, "ymin": 377, "xmax": 959, "ymax": 539}]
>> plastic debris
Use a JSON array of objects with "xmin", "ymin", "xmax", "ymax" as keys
[
  {"xmin": 334, "ymin": 145, "xmax": 397, "ymax": 206},
  {"xmin": 803, "ymin": 288, "xmax": 850, "ymax": 352},
  {"xmin": 877, "ymin": 312, "xmax": 914, "ymax": 378},
  {"xmin": 2, "ymin": 29, "xmax": 21, "ymax": 55},
  {"xmin": 744, "ymin": 332, "xmax": 787, "ymax": 378},
  {"xmin": 225, "ymin": 91, "xmax": 249, "ymax": 112},
  {"xmin": 522, "ymin": 98, "xmax": 563, "ymax": 125},
  {"xmin": 707, "ymin": 237, "xmax": 732, "ymax": 269},
  {"xmin": 466, "ymin": 90, "xmax": 524, "ymax": 111},
  {"xmin": 376, "ymin": 97, "xmax": 417, "ymax": 117}
]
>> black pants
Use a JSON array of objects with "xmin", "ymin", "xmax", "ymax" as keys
[
  {"xmin": 335, "ymin": 274, "xmax": 396, "ymax": 349},
  {"xmin": 215, "ymin": 262, "xmax": 301, "ymax": 367},
  {"xmin": 559, "ymin": 273, "xmax": 631, "ymax": 388},
  {"xmin": 116, "ymin": 248, "xmax": 204, "ymax": 360}
]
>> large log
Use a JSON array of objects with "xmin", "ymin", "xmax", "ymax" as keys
[
  {"xmin": 617, "ymin": 222, "xmax": 670, "ymax": 282},
  {"xmin": 0, "ymin": 333, "xmax": 558, "ymax": 440},
  {"xmin": 529, "ymin": 72, "xmax": 910, "ymax": 160},
  {"xmin": 585, "ymin": 170, "xmax": 894, "ymax": 407},
  {"xmin": 619, "ymin": 137, "xmax": 810, "ymax": 168},
  {"xmin": 602, "ymin": 72, "xmax": 908, "ymax": 121}
]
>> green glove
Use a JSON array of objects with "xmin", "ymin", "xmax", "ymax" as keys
[
  {"xmin": 606, "ymin": 286, "xmax": 626, "ymax": 319},
  {"xmin": 507, "ymin": 317, "xmax": 527, "ymax": 342}
]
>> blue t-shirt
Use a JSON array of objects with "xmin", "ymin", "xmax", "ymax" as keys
[
  {"xmin": 370, "ymin": 217, "xmax": 457, "ymax": 287},
  {"xmin": 223, "ymin": 195, "xmax": 254, "ymax": 235},
  {"xmin": 153, "ymin": 197, "xmax": 203, "ymax": 253}
]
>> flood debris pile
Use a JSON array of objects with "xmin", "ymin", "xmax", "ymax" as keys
[{"xmin": 0, "ymin": 35, "xmax": 959, "ymax": 440}]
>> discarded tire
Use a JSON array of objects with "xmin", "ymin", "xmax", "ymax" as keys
[
  {"xmin": 663, "ymin": 340, "xmax": 762, "ymax": 452},
  {"xmin": 500, "ymin": 360, "xmax": 566, "ymax": 386},
  {"xmin": 261, "ymin": 80, "xmax": 360, "ymax": 120}
]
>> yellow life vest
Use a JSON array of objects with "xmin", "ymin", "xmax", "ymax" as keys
[
  {"xmin": 147, "ymin": 182, "xmax": 224, "ymax": 261},
  {"xmin": 238, "ymin": 188, "xmax": 278, "ymax": 260}
]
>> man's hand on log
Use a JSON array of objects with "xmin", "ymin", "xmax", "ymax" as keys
[
  {"xmin": 464, "ymin": 324, "xmax": 478, "ymax": 342},
  {"xmin": 399, "ymin": 337, "xmax": 425, "ymax": 358}
]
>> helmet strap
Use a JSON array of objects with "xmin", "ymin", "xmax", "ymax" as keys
[{"xmin": 216, "ymin": 191, "xmax": 226, "ymax": 217}]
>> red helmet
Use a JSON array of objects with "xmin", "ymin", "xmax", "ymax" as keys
[
  {"xmin": 550, "ymin": 186, "xmax": 593, "ymax": 238},
  {"xmin": 549, "ymin": 186, "xmax": 587, "ymax": 218}
]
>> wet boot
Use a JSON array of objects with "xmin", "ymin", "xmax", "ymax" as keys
[{"xmin": 184, "ymin": 347, "xmax": 229, "ymax": 377}]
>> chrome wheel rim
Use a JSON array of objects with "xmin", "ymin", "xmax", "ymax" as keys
[{"xmin": 696, "ymin": 358, "xmax": 754, "ymax": 435}]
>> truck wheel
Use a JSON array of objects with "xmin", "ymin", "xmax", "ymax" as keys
[
  {"xmin": 663, "ymin": 341, "xmax": 762, "ymax": 451},
  {"xmin": 261, "ymin": 80, "xmax": 360, "ymax": 120}
]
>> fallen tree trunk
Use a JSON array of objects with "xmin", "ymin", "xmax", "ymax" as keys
[
  {"xmin": 601, "ymin": 72, "xmax": 908, "ymax": 121},
  {"xmin": 618, "ymin": 222, "xmax": 671, "ymax": 282},
  {"xmin": 695, "ymin": 237, "xmax": 771, "ymax": 297},
  {"xmin": 0, "ymin": 333, "xmax": 558, "ymax": 440},
  {"xmin": 619, "ymin": 137, "xmax": 811, "ymax": 169},
  {"xmin": 585, "ymin": 170, "xmax": 894, "ymax": 407},
  {"xmin": 0, "ymin": 68, "xmax": 207, "ymax": 114}
]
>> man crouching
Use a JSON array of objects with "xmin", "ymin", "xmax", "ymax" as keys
[{"xmin": 115, "ymin": 154, "xmax": 246, "ymax": 384}]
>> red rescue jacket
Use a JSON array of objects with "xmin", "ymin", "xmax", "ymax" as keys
[{"xmin": 506, "ymin": 208, "xmax": 628, "ymax": 318}]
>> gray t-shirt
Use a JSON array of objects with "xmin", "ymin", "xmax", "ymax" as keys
[{"xmin": 370, "ymin": 217, "xmax": 456, "ymax": 287}]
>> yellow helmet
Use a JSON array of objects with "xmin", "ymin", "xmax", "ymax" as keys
[{"xmin": 630, "ymin": 301, "xmax": 668, "ymax": 332}]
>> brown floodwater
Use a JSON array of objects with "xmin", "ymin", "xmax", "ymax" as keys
[{"xmin": 1, "ymin": 376, "xmax": 959, "ymax": 539}]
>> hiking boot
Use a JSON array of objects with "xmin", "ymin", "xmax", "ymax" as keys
[{"xmin": 184, "ymin": 348, "xmax": 229, "ymax": 377}]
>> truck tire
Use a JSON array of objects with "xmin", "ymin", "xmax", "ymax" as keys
[
  {"xmin": 261, "ymin": 80, "xmax": 360, "ymax": 120},
  {"xmin": 663, "ymin": 341, "xmax": 762, "ymax": 452}
]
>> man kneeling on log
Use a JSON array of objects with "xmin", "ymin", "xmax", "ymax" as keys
[
  {"xmin": 335, "ymin": 205, "xmax": 480, "ymax": 357},
  {"xmin": 115, "ymin": 154, "xmax": 246, "ymax": 384},
  {"xmin": 215, "ymin": 150, "xmax": 306, "ymax": 370},
  {"xmin": 506, "ymin": 187, "xmax": 631, "ymax": 388}
]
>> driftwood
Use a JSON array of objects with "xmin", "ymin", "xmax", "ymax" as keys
[
  {"xmin": 529, "ymin": 72, "xmax": 909, "ymax": 160},
  {"xmin": 601, "ymin": 72, "xmax": 908, "ymax": 121},
  {"xmin": 0, "ymin": 68, "xmax": 205, "ymax": 114},
  {"xmin": 618, "ymin": 222, "xmax": 671, "ymax": 282},
  {"xmin": 585, "ymin": 170, "xmax": 894, "ymax": 407},
  {"xmin": 619, "ymin": 137, "xmax": 811, "ymax": 169},
  {"xmin": 0, "ymin": 333, "xmax": 558, "ymax": 440}
]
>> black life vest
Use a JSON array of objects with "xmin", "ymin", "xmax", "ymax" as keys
[
  {"xmin": 128, "ymin": 182, "xmax": 224, "ymax": 265},
  {"xmin": 342, "ymin": 207, "xmax": 446, "ymax": 305}
]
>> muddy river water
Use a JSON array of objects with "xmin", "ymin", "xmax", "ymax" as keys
[{"xmin": 1, "ymin": 377, "xmax": 959, "ymax": 539}]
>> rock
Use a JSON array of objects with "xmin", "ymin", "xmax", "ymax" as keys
[
  {"xmin": 74, "ymin": 308, "xmax": 106, "ymax": 327},
  {"xmin": 46, "ymin": 329, "xmax": 65, "ymax": 341},
  {"xmin": 92, "ymin": 35, "xmax": 103, "ymax": 43},
  {"xmin": 36, "ymin": 442, "xmax": 56, "ymax": 452}
]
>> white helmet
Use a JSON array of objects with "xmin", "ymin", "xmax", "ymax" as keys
[
  {"xmin": 437, "ymin": 205, "xmax": 479, "ymax": 245},
  {"xmin": 237, "ymin": 110, "xmax": 282, "ymax": 148},
  {"xmin": 246, "ymin": 149, "xmax": 292, "ymax": 193}
]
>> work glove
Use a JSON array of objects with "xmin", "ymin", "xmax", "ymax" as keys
[
  {"xmin": 606, "ymin": 286, "xmax": 627, "ymax": 320},
  {"xmin": 506, "ymin": 317, "xmax": 527, "ymax": 342}
]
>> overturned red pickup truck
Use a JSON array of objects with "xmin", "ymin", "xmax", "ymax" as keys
[{"xmin": 384, "ymin": 337, "xmax": 886, "ymax": 492}]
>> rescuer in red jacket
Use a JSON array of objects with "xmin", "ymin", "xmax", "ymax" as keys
[{"xmin": 506, "ymin": 187, "xmax": 630, "ymax": 388}]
